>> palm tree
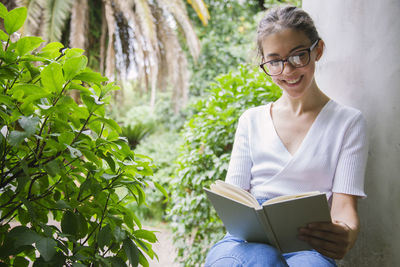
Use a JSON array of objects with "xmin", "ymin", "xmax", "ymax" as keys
[{"xmin": 14, "ymin": 0, "xmax": 210, "ymax": 112}]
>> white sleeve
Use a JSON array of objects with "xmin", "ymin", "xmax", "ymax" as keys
[
  {"xmin": 225, "ymin": 112, "xmax": 253, "ymax": 190},
  {"xmin": 332, "ymin": 112, "xmax": 369, "ymax": 198}
]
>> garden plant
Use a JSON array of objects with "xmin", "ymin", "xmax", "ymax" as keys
[
  {"xmin": 169, "ymin": 64, "xmax": 282, "ymax": 266},
  {"xmin": 0, "ymin": 4, "xmax": 164, "ymax": 266}
]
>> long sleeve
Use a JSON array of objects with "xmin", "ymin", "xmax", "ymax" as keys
[{"xmin": 225, "ymin": 112, "xmax": 253, "ymax": 190}]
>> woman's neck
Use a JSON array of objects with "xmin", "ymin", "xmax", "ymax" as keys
[{"xmin": 274, "ymin": 82, "xmax": 330, "ymax": 116}]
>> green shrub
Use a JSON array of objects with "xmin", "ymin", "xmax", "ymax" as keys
[
  {"xmin": 168, "ymin": 64, "xmax": 281, "ymax": 266},
  {"xmin": 0, "ymin": 4, "xmax": 162, "ymax": 266}
]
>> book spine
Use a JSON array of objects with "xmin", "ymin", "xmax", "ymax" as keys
[{"xmin": 255, "ymin": 208, "xmax": 282, "ymax": 252}]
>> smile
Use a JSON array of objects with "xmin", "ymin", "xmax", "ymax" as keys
[{"xmin": 283, "ymin": 75, "xmax": 303, "ymax": 85}]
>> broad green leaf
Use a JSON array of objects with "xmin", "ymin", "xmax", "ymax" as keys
[
  {"xmin": 66, "ymin": 145, "xmax": 82, "ymax": 158},
  {"xmin": 16, "ymin": 36, "xmax": 44, "ymax": 56},
  {"xmin": 72, "ymin": 263, "xmax": 86, "ymax": 267},
  {"xmin": 11, "ymin": 227, "xmax": 42, "ymax": 247},
  {"xmin": 61, "ymin": 210, "xmax": 79, "ymax": 236},
  {"xmin": 44, "ymin": 160, "xmax": 61, "ymax": 177},
  {"xmin": 55, "ymin": 200, "xmax": 72, "ymax": 210},
  {"xmin": 4, "ymin": 7, "xmax": 27, "ymax": 34},
  {"xmin": 98, "ymin": 224, "xmax": 112, "ymax": 249},
  {"xmin": 38, "ymin": 42, "xmax": 64, "ymax": 59},
  {"xmin": 133, "ymin": 230, "xmax": 157, "ymax": 243},
  {"xmin": 10, "ymin": 84, "xmax": 48, "ymax": 99},
  {"xmin": 63, "ymin": 56, "xmax": 88, "ymax": 81},
  {"xmin": 8, "ymin": 130, "xmax": 27, "ymax": 146},
  {"xmin": 77, "ymin": 213, "xmax": 88, "ymax": 239},
  {"xmin": 19, "ymin": 116, "xmax": 40, "ymax": 135},
  {"xmin": 13, "ymin": 256, "xmax": 29, "ymax": 267},
  {"xmin": 123, "ymin": 238, "xmax": 139, "ymax": 267},
  {"xmin": 36, "ymin": 237, "xmax": 57, "ymax": 262},
  {"xmin": 109, "ymin": 257, "xmax": 128, "ymax": 267},
  {"xmin": 0, "ymin": 3, "xmax": 7, "ymax": 18},
  {"xmin": 113, "ymin": 227, "xmax": 126, "ymax": 243},
  {"xmin": 0, "ymin": 30, "xmax": 8, "ymax": 41},
  {"xmin": 75, "ymin": 70, "xmax": 108, "ymax": 84},
  {"xmin": 58, "ymin": 132, "xmax": 74, "ymax": 145},
  {"xmin": 0, "ymin": 95, "xmax": 14, "ymax": 106},
  {"xmin": 65, "ymin": 48, "xmax": 85, "ymax": 58},
  {"xmin": 41, "ymin": 62, "xmax": 65, "ymax": 93}
]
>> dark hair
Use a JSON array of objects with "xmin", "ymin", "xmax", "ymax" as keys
[{"xmin": 257, "ymin": 6, "xmax": 321, "ymax": 58}]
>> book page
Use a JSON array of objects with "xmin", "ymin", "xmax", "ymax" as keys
[
  {"xmin": 262, "ymin": 191, "xmax": 321, "ymax": 205},
  {"xmin": 210, "ymin": 180, "xmax": 260, "ymax": 208}
]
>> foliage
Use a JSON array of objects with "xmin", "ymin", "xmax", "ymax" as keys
[
  {"xmin": 168, "ymin": 64, "xmax": 281, "ymax": 266},
  {"xmin": 187, "ymin": 0, "xmax": 262, "ymax": 96},
  {"xmin": 121, "ymin": 122, "xmax": 156, "ymax": 150},
  {"xmin": 0, "ymin": 4, "xmax": 161, "ymax": 266}
]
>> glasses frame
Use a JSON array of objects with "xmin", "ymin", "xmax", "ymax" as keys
[{"xmin": 260, "ymin": 39, "xmax": 320, "ymax": 76}]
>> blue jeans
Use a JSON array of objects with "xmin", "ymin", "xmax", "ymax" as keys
[
  {"xmin": 205, "ymin": 198, "xmax": 337, "ymax": 267},
  {"xmin": 204, "ymin": 233, "xmax": 337, "ymax": 267}
]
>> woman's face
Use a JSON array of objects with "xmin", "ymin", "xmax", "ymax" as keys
[{"xmin": 261, "ymin": 28, "xmax": 322, "ymax": 99}]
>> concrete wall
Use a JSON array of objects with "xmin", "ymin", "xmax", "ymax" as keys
[{"xmin": 303, "ymin": 0, "xmax": 400, "ymax": 266}]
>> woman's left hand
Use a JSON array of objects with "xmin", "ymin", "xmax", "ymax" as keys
[{"xmin": 298, "ymin": 219, "xmax": 358, "ymax": 259}]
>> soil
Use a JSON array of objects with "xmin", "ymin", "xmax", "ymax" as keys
[{"xmin": 145, "ymin": 222, "xmax": 180, "ymax": 267}]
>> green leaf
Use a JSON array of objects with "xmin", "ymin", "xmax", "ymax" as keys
[
  {"xmin": 38, "ymin": 42, "xmax": 64, "ymax": 59},
  {"xmin": 0, "ymin": 30, "xmax": 8, "ymax": 41},
  {"xmin": 19, "ymin": 116, "xmax": 40, "ymax": 135},
  {"xmin": 58, "ymin": 132, "xmax": 74, "ymax": 145},
  {"xmin": 12, "ymin": 227, "xmax": 42, "ymax": 247},
  {"xmin": 123, "ymin": 238, "xmax": 139, "ymax": 267},
  {"xmin": 16, "ymin": 36, "xmax": 44, "ymax": 56},
  {"xmin": 133, "ymin": 230, "xmax": 157, "ymax": 243},
  {"xmin": 98, "ymin": 224, "xmax": 112, "ymax": 249},
  {"xmin": 8, "ymin": 130, "xmax": 27, "ymax": 146},
  {"xmin": 41, "ymin": 62, "xmax": 65, "ymax": 93},
  {"xmin": 4, "ymin": 7, "xmax": 27, "ymax": 34},
  {"xmin": 75, "ymin": 70, "xmax": 108, "ymax": 84},
  {"xmin": 0, "ymin": 3, "xmax": 8, "ymax": 18},
  {"xmin": 13, "ymin": 256, "xmax": 29, "ymax": 267},
  {"xmin": 36, "ymin": 237, "xmax": 57, "ymax": 262},
  {"xmin": 109, "ymin": 256, "xmax": 128, "ymax": 267},
  {"xmin": 154, "ymin": 181, "xmax": 169, "ymax": 203},
  {"xmin": 66, "ymin": 145, "xmax": 82, "ymax": 158},
  {"xmin": 61, "ymin": 210, "xmax": 79, "ymax": 236},
  {"xmin": 44, "ymin": 160, "xmax": 61, "ymax": 177},
  {"xmin": 63, "ymin": 56, "xmax": 88, "ymax": 81}
]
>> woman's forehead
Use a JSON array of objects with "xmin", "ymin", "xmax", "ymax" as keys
[{"xmin": 261, "ymin": 28, "xmax": 310, "ymax": 57}]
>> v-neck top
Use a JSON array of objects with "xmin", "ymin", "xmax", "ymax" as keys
[{"xmin": 225, "ymin": 100, "xmax": 368, "ymax": 201}]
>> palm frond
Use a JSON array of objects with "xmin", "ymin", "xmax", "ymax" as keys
[
  {"xmin": 16, "ymin": 0, "xmax": 46, "ymax": 36},
  {"xmin": 156, "ymin": 0, "xmax": 201, "ymax": 61},
  {"xmin": 44, "ymin": 0, "xmax": 74, "ymax": 42},
  {"xmin": 187, "ymin": 0, "xmax": 210, "ymax": 25},
  {"xmin": 69, "ymin": 0, "xmax": 89, "ymax": 49}
]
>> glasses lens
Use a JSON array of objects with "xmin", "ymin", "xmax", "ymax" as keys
[
  {"xmin": 288, "ymin": 50, "xmax": 310, "ymax": 67},
  {"xmin": 262, "ymin": 60, "xmax": 282, "ymax": 75}
]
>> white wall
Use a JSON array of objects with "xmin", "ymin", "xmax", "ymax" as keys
[{"xmin": 302, "ymin": 0, "xmax": 400, "ymax": 266}]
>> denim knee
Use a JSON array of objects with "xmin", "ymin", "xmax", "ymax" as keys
[{"xmin": 205, "ymin": 234, "xmax": 288, "ymax": 267}]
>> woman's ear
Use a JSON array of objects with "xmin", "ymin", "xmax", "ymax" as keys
[{"xmin": 315, "ymin": 39, "xmax": 325, "ymax": 61}]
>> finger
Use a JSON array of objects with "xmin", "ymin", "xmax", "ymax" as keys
[
  {"xmin": 298, "ymin": 235, "xmax": 346, "ymax": 259},
  {"xmin": 299, "ymin": 228, "xmax": 342, "ymax": 244},
  {"xmin": 307, "ymin": 222, "xmax": 349, "ymax": 234}
]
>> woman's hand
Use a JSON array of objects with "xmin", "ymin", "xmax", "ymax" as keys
[
  {"xmin": 299, "ymin": 192, "xmax": 360, "ymax": 259},
  {"xmin": 298, "ymin": 219, "xmax": 358, "ymax": 259}
]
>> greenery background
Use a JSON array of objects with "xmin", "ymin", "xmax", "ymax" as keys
[{"xmin": 0, "ymin": 0, "xmax": 301, "ymax": 266}]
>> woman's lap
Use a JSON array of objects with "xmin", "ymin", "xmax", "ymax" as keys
[{"xmin": 205, "ymin": 233, "xmax": 337, "ymax": 267}]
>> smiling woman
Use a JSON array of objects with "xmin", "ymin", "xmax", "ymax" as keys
[{"xmin": 204, "ymin": 6, "xmax": 368, "ymax": 267}]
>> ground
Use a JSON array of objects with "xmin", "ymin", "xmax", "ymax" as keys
[{"xmin": 146, "ymin": 222, "xmax": 179, "ymax": 267}]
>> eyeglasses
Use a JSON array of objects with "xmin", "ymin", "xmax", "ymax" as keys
[{"xmin": 259, "ymin": 39, "xmax": 319, "ymax": 76}]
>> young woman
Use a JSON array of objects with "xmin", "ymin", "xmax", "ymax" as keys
[{"xmin": 204, "ymin": 6, "xmax": 368, "ymax": 267}]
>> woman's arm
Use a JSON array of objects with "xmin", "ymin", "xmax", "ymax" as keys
[{"xmin": 298, "ymin": 192, "xmax": 360, "ymax": 259}]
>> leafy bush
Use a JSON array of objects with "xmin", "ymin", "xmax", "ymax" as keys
[
  {"xmin": 0, "ymin": 4, "xmax": 161, "ymax": 266},
  {"xmin": 168, "ymin": 64, "xmax": 281, "ymax": 266}
]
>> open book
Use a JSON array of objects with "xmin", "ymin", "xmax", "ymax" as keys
[{"xmin": 204, "ymin": 180, "xmax": 331, "ymax": 253}]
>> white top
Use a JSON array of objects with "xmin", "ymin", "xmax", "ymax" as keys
[{"xmin": 225, "ymin": 100, "xmax": 368, "ymax": 201}]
